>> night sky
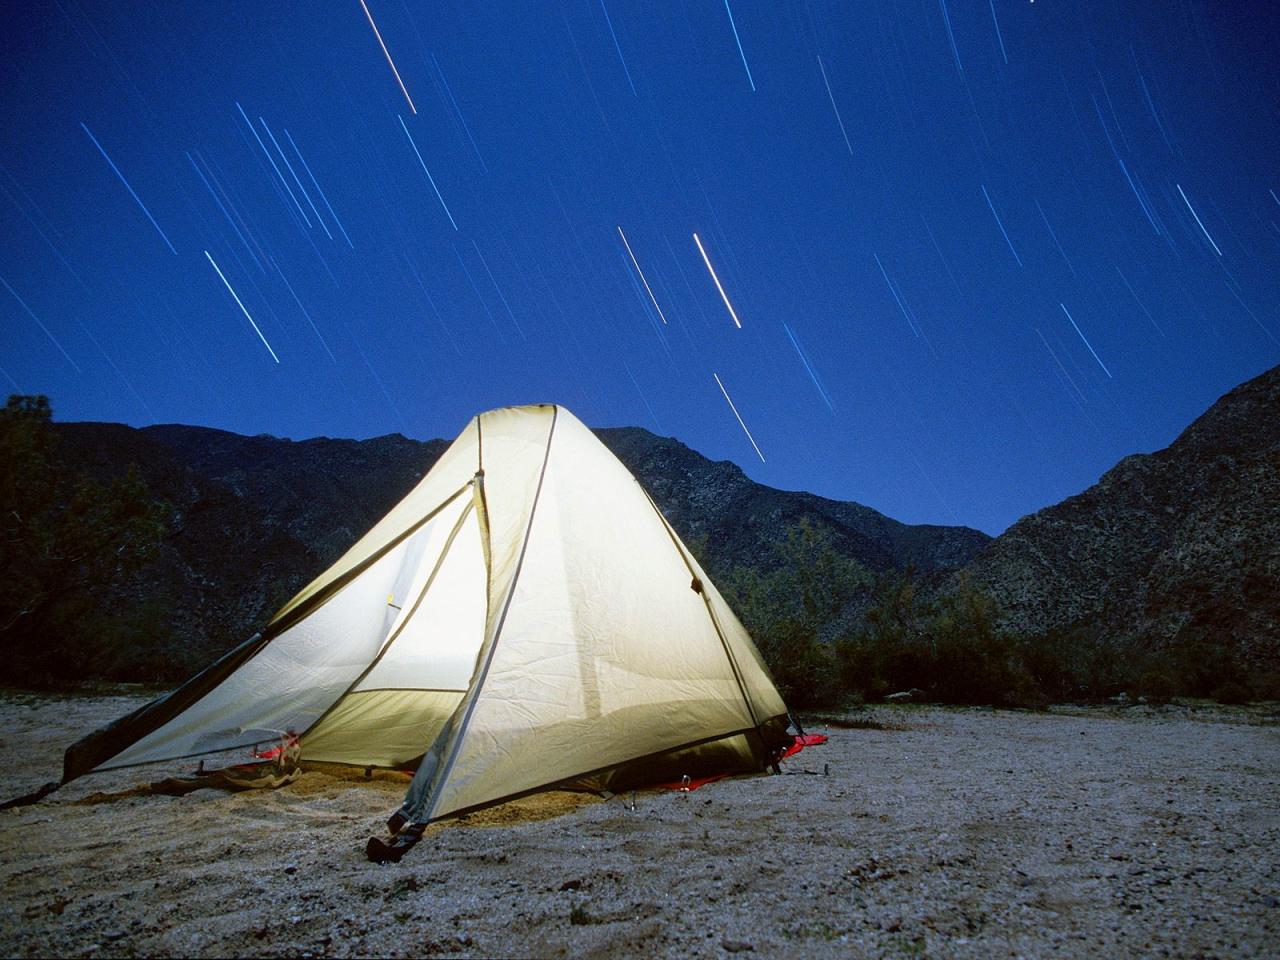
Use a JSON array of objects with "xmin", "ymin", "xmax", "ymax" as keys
[{"xmin": 2, "ymin": 2, "xmax": 1277, "ymax": 535}]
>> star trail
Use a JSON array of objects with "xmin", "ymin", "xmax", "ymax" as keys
[{"xmin": 1, "ymin": 1, "xmax": 1277, "ymax": 535}]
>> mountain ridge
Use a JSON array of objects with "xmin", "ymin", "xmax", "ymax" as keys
[
  {"xmin": 954, "ymin": 363, "xmax": 1280, "ymax": 665},
  {"xmin": 48, "ymin": 414, "xmax": 988, "ymax": 675},
  {"xmin": 42, "ymin": 363, "xmax": 1279, "ymax": 681}
]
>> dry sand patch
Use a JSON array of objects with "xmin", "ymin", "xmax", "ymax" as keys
[{"xmin": 1, "ymin": 694, "xmax": 1277, "ymax": 957}]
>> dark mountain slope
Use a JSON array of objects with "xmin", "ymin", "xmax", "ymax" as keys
[
  {"xmin": 47, "ymin": 416, "xmax": 987, "ymax": 678},
  {"xmin": 54, "ymin": 423, "xmax": 321, "ymax": 669},
  {"xmin": 956, "ymin": 364, "xmax": 1280, "ymax": 664},
  {"xmin": 141, "ymin": 425, "xmax": 449, "ymax": 563},
  {"xmin": 595, "ymin": 427, "xmax": 991, "ymax": 579}
]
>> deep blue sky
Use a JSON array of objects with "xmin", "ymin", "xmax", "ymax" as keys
[{"xmin": 2, "ymin": 1, "xmax": 1277, "ymax": 535}]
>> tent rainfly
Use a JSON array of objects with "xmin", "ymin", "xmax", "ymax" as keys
[{"xmin": 45, "ymin": 405, "xmax": 796, "ymax": 861}]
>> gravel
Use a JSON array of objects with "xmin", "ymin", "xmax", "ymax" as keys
[{"xmin": 1, "ymin": 694, "xmax": 1277, "ymax": 958}]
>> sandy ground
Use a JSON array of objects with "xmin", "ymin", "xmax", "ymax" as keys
[{"xmin": 1, "ymin": 693, "xmax": 1277, "ymax": 959}]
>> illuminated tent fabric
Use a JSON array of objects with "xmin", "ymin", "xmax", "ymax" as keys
[{"xmin": 61, "ymin": 405, "xmax": 791, "ymax": 823}]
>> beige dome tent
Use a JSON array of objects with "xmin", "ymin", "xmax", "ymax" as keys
[{"xmin": 50, "ymin": 405, "xmax": 794, "ymax": 858}]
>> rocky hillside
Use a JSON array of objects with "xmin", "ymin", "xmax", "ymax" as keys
[
  {"xmin": 956, "ymin": 363, "xmax": 1280, "ymax": 665},
  {"xmin": 595, "ymin": 428, "xmax": 989, "ymax": 576},
  {"xmin": 50, "ymin": 416, "xmax": 988, "ymax": 676},
  {"xmin": 27, "ymin": 364, "xmax": 1280, "ymax": 688},
  {"xmin": 138, "ymin": 425, "xmax": 449, "ymax": 566},
  {"xmin": 48, "ymin": 423, "xmax": 455, "ymax": 672}
]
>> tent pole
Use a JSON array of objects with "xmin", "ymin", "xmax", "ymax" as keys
[
  {"xmin": 635, "ymin": 484, "xmax": 766, "ymax": 733},
  {"xmin": 395, "ymin": 407, "xmax": 559, "ymax": 829},
  {"xmin": 297, "ymin": 492, "xmax": 477, "ymax": 743}
]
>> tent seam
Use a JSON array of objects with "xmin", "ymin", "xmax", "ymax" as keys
[
  {"xmin": 267, "ymin": 481, "xmax": 475, "ymax": 635},
  {"xmin": 417, "ymin": 405, "xmax": 560, "ymax": 822},
  {"xmin": 333, "ymin": 686, "xmax": 467, "ymax": 695},
  {"xmin": 297, "ymin": 496, "xmax": 477, "ymax": 742},
  {"xmin": 634, "ymin": 481, "xmax": 764, "ymax": 731}
]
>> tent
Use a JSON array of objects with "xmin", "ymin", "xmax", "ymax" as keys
[{"xmin": 46, "ymin": 405, "xmax": 796, "ymax": 857}]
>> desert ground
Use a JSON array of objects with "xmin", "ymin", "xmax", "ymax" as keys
[{"xmin": 0, "ymin": 692, "xmax": 1276, "ymax": 958}]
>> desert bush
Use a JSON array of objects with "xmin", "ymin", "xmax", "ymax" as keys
[
  {"xmin": 1163, "ymin": 626, "xmax": 1249, "ymax": 699},
  {"xmin": 836, "ymin": 566, "xmax": 930, "ymax": 699},
  {"xmin": 1209, "ymin": 680, "xmax": 1251, "ymax": 705},
  {"xmin": 1078, "ymin": 637, "xmax": 1147, "ymax": 700},
  {"xmin": 91, "ymin": 597, "xmax": 180, "ymax": 682},
  {"xmin": 834, "ymin": 572, "xmax": 1047, "ymax": 707},
  {"xmin": 1137, "ymin": 666, "xmax": 1179, "ymax": 705},
  {"xmin": 928, "ymin": 581, "xmax": 1029, "ymax": 704},
  {"xmin": 0, "ymin": 395, "xmax": 170, "ymax": 688},
  {"xmin": 1018, "ymin": 627, "xmax": 1149, "ymax": 702},
  {"xmin": 1247, "ymin": 670, "xmax": 1280, "ymax": 701},
  {"xmin": 835, "ymin": 637, "xmax": 888, "ymax": 702},
  {"xmin": 754, "ymin": 619, "xmax": 842, "ymax": 708},
  {"xmin": 734, "ymin": 549, "xmax": 1261, "ymax": 708},
  {"xmin": 721, "ymin": 518, "xmax": 870, "ymax": 708}
]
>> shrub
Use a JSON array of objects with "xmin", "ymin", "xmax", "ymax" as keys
[
  {"xmin": 835, "ymin": 572, "xmax": 1050, "ymax": 708},
  {"xmin": 1137, "ymin": 667, "xmax": 1178, "ymax": 705},
  {"xmin": 734, "ymin": 551, "xmax": 1265, "ymax": 710},
  {"xmin": 834, "ymin": 637, "xmax": 888, "ymax": 702},
  {"xmin": 721, "ymin": 518, "xmax": 871, "ymax": 708},
  {"xmin": 0, "ymin": 396, "xmax": 170, "ymax": 688},
  {"xmin": 1164, "ymin": 624, "xmax": 1248, "ymax": 698},
  {"xmin": 729, "ymin": 545, "xmax": 1264, "ymax": 709},
  {"xmin": 1210, "ymin": 680, "xmax": 1251, "ymax": 705},
  {"xmin": 755, "ymin": 619, "xmax": 842, "ymax": 708},
  {"xmin": 1248, "ymin": 670, "xmax": 1280, "ymax": 701}
]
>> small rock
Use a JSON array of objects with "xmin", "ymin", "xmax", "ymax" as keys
[
  {"xmin": 722, "ymin": 940, "xmax": 754, "ymax": 953},
  {"xmin": 284, "ymin": 865, "xmax": 298, "ymax": 875},
  {"xmin": 885, "ymin": 688, "xmax": 924, "ymax": 703},
  {"xmin": 559, "ymin": 879, "xmax": 582, "ymax": 892}
]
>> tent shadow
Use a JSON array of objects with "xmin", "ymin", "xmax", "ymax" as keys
[
  {"xmin": 69, "ymin": 784, "xmax": 163, "ymax": 806},
  {"xmin": 70, "ymin": 764, "xmax": 302, "ymax": 806}
]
